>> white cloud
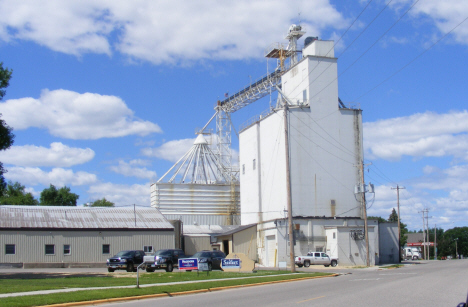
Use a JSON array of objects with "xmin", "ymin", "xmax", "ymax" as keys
[
  {"xmin": 392, "ymin": 0, "xmax": 468, "ymax": 44},
  {"xmin": 0, "ymin": 0, "xmax": 348, "ymax": 64},
  {"xmin": 142, "ymin": 138, "xmax": 196, "ymax": 162},
  {"xmin": 364, "ymin": 110, "xmax": 468, "ymax": 161},
  {"xmin": 0, "ymin": 89, "xmax": 162, "ymax": 140},
  {"xmin": 5, "ymin": 167, "xmax": 98, "ymax": 187},
  {"xmin": 87, "ymin": 182, "xmax": 150, "ymax": 207},
  {"xmin": 0, "ymin": 142, "xmax": 94, "ymax": 167},
  {"xmin": 109, "ymin": 159, "xmax": 157, "ymax": 179}
]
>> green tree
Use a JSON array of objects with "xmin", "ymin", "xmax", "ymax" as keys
[
  {"xmin": 89, "ymin": 198, "xmax": 114, "ymax": 207},
  {"xmin": 0, "ymin": 62, "xmax": 12, "ymax": 100},
  {"xmin": 368, "ymin": 216, "xmax": 387, "ymax": 223},
  {"xmin": 0, "ymin": 62, "xmax": 14, "ymax": 195},
  {"xmin": 439, "ymin": 227, "xmax": 468, "ymax": 258},
  {"xmin": 0, "ymin": 181, "xmax": 38, "ymax": 205},
  {"xmin": 388, "ymin": 208, "xmax": 398, "ymax": 222},
  {"xmin": 40, "ymin": 184, "xmax": 79, "ymax": 206}
]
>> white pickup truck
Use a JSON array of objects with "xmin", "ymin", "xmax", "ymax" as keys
[{"xmin": 295, "ymin": 252, "xmax": 338, "ymax": 267}]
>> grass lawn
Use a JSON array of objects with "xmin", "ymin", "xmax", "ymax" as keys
[{"xmin": 0, "ymin": 271, "xmax": 333, "ymax": 307}]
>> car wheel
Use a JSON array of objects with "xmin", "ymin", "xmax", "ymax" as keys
[
  {"xmin": 331, "ymin": 260, "xmax": 337, "ymax": 267},
  {"xmin": 324, "ymin": 265, "xmax": 330, "ymax": 267},
  {"xmin": 107, "ymin": 268, "xmax": 114, "ymax": 272},
  {"xmin": 297, "ymin": 264, "xmax": 303, "ymax": 268},
  {"xmin": 166, "ymin": 262, "xmax": 173, "ymax": 272},
  {"xmin": 208, "ymin": 263, "xmax": 212, "ymax": 271},
  {"xmin": 304, "ymin": 261, "xmax": 310, "ymax": 268},
  {"xmin": 413, "ymin": 256, "xmax": 418, "ymax": 260},
  {"xmin": 126, "ymin": 263, "xmax": 134, "ymax": 272}
]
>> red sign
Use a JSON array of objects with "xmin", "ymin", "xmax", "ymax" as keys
[{"xmin": 407, "ymin": 242, "xmax": 434, "ymax": 246}]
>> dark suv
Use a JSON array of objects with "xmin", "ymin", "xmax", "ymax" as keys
[
  {"xmin": 192, "ymin": 250, "xmax": 226, "ymax": 270},
  {"xmin": 107, "ymin": 250, "xmax": 145, "ymax": 272},
  {"xmin": 144, "ymin": 249, "xmax": 186, "ymax": 272}
]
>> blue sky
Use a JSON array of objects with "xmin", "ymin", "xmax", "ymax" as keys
[{"xmin": 0, "ymin": 0, "xmax": 467, "ymax": 231}]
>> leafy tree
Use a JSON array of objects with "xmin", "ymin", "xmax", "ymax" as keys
[
  {"xmin": 439, "ymin": 227, "xmax": 468, "ymax": 258},
  {"xmin": 0, "ymin": 62, "xmax": 12, "ymax": 100},
  {"xmin": 89, "ymin": 198, "xmax": 114, "ymax": 207},
  {"xmin": 0, "ymin": 62, "xmax": 14, "ymax": 195},
  {"xmin": 0, "ymin": 181, "xmax": 38, "ymax": 205},
  {"xmin": 40, "ymin": 184, "xmax": 79, "ymax": 206},
  {"xmin": 388, "ymin": 208, "xmax": 398, "ymax": 222}
]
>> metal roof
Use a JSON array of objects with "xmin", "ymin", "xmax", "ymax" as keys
[{"xmin": 0, "ymin": 206, "xmax": 174, "ymax": 230}]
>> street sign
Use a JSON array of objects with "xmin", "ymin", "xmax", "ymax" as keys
[{"xmin": 178, "ymin": 258, "xmax": 198, "ymax": 270}]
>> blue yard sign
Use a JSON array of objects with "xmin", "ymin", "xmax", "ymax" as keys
[
  {"xmin": 179, "ymin": 258, "xmax": 198, "ymax": 270},
  {"xmin": 221, "ymin": 258, "xmax": 241, "ymax": 269}
]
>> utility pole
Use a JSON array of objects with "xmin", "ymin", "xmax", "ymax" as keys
[
  {"xmin": 284, "ymin": 101, "xmax": 295, "ymax": 272},
  {"xmin": 419, "ymin": 209, "xmax": 429, "ymax": 259},
  {"xmin": 391, "ymin": 185, "xmax": 405, "ymax": 262},
  {"xmin": 420, "ymin": 210, "xmax": 426, "ymax": 259},
  {"xmin": 361, "ymin": 161, "xmax": 370, "ymax": 267}
]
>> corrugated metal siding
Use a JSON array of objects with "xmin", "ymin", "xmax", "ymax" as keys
[
  {"xmin": 163, "ymin": 214, "xmax": 240, "ymax": 226},
  {"xmin": 0, "ymin": 230, "xmax": 174, "ymax": 263},
  {"xmin": 184, "ymin": 236, "xmax": 211, "ymax": 256},
  {"xmin": 0, "ymin": 206, "xmax": 173, "ymax": 230},
  {"xmin": 232, "ymin": 226, "xmax": 257, "ymax": 261},
  {"xmin": 151, "ymin": 183, "xmax": 240, "ymax": 219}
]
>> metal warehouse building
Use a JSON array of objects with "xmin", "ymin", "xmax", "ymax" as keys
[{"xmin": 0, "ymin": 206, "xmax": 175, "ymax": 268}]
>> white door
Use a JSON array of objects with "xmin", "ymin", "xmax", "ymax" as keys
[{"xmin": 266, "ymin": 235, "xmax": 276, "ymax": 267}]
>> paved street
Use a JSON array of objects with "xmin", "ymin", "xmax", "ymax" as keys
[{"xmin": 97, "ymin": 260, "xmax": 468, "ymax": 307}]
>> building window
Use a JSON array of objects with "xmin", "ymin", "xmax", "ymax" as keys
[
  {"xmin": 5, "ymin": 244, "xmax": 15, "ymax": 255},
  {"xmin": 242, "ymin": 164, "xmax": 245, "ymax": 174},
  {"xmin": 303, "ymin": 89, "xmax": 307, "ymax": 102},
  {"xmin": 253, "ymin": 159, "xmax": 256, "ymax": 170},
  {"xmin": 333, "ymin": 232, "xmax": 336, "ymax": 239},
  {"xmin": 102, "ymin": 244, "xmax": 110, "ymax": 254},
  {"xmin": 45, "ymin": 244, "xmax": 55, "ymax": 255},
  {"xmin": 143, "ymin": 246, "xmax": 153, "ymax": 253},
  {"xmin": 63, "ymin": 244, "xmax": 71, "ymax": 255}
]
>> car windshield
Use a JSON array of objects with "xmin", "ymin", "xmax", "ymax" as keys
[
  {"xmin": 193, "ymin": 252, "xmax": 211, "ymax": 258},
  {"xmin": 115, "ymin": 251, "xmax": 133, "ymax": 257},
  {"xmin": 154, "ymin": 250, "xmax": 172, "ymax": 256}
]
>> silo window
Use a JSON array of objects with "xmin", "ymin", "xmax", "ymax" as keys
[
  {"xmin": 253, "ymin": 159, "xmax": 256, "ymax": 170},
  {"xmin": 242, "ymin": 164, "xmax": 245, "ymax": 174}
]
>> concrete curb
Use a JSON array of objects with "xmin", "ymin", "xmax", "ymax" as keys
[{"xmin": 42, "ymin": 274, "xmax": 339, "ymax": 307}]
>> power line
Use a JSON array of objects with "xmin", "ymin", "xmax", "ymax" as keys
[
  {"xmin": 351, "ymin": 15, "xmax": 468, "ymax": 102},
  {"xmin": 309, "ymin": 0, "xmax": 420, "ymax": 102}
]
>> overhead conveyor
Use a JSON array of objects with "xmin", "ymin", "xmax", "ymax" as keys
[{"xmin": 218, "ymin": 69, "xmax": 283, "ymax": 113}]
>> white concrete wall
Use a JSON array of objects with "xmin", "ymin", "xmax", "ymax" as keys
[
  {"xmin": 240, "ymin": 113, "xmax": 287, "ymax": 225},
  {"xmin": 240, "ymin": 39, "xmax": 363, "ymax": 224}
]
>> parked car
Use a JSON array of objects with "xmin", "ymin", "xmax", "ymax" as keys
[
  {"xmin": 107, "ymin": 250, "xmax": 145, "ymax": 272},
  {"xmin": 143, "ymin": 249, "xmax": 186, "ymax": 272},
  {"xmin": 295, "ymin": 252, "xmax": 338, "ymax": 268},
  {"xmin": 192, "ymin": 250, "xmax": 226, "ymax": 271}
]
